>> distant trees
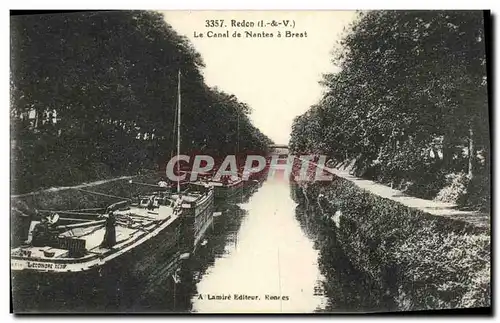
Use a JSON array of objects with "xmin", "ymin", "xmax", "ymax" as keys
[
  {"xmin": 10, "ymin": 11, "xmax": 272, "ymax": 194},
  {"xmin": 289, "ymin": 11, "xmax": 489, "ymax": 210}
]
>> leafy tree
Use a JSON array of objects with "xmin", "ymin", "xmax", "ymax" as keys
[
  {"xmin": 290, "ymin": 10, "xmax": 489, "ymax": 209},
  {"xmin": 10, "ymin": 11, "xmax": 272, "ymax": 193}
]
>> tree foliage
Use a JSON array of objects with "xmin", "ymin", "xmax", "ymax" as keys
[
  {"xmin": 11, "ymin": 11, "xmax": 273, "ymax": 194},
  {"xmin": 289, "ymin": 11, "xmax": 489, "ymax": 210}
]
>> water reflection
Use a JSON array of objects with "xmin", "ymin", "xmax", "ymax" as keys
[
  {"xmin": 186, "ymin": 176, "xmax": 327, "ymax": 313},
  {"xmin": 131, "ymin": 173, "xmax": 383, "ymax": 313},
  {"xmin": 290, "ymin": 180, "xmax": 395, "ymax": 313},
  {"xmin": 127, "ymin": 183, "xmax": 257, "ymax": 313},
  {"xmin": 133, "ymin": 174, "xmax": 393, "ymax": 313}
]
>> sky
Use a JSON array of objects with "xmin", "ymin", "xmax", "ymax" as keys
[{"xmin": 161, "ymin": 11, "xmax": 358, "ymax": 145}]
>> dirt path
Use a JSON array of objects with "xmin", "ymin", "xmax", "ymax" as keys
[
  {"xmin": 305, "ymin": 159, "xmax": 490, "ymax": 229},
  {"xmin": 11, "ymin": 175, "xmax": 137, "ymax": 198}
]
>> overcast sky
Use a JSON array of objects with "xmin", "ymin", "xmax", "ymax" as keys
[{"xmin": 162, "ymin": 11, "xmax": 357, "ymax": 144}]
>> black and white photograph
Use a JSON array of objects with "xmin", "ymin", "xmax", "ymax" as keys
[{"xmin": 9, "ymin": 9, "xmax": 491, "ymax": 314}]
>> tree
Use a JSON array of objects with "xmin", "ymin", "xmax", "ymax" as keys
[
  {"xmin": 10, "ymin": 11, "xmax": 272, "ymax": 193},
  {"xmin": 290, "ymin": 10, "xmax": 489, "ymax": 207}
]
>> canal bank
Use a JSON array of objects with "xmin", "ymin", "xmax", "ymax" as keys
[{"xmin": 291, "ymin": 162, "xmax": 490, "ymax": 311}]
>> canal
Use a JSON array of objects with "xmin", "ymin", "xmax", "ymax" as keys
[
  {"xmin": 191, "ymin": 175, "xmax": 327, "ymax": 313},
  {"xmin": 136, "ymin": 163, "xmax": 380, "ymax": 313},
  {"xmin": 11, "ymin": 153, "xmax": 489, "ymax": 313},
  {"xmin": 13, "ymin": 157, "xmax": 383, "ymax": 313}
]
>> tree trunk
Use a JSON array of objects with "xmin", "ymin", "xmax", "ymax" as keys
[
  {"xmin": 432, "ymin": 147, "xmax": 441, "ymax": 162},
  {"xmin": 442, "ymin": 134, "xmax": 452, "ymax": 168},
  {"xmin": 468, "ymin": 125, "xmax": 476, "ymax": 180},
  {"xmin": 33, "ymin": 108, "xmax": 39, "ymax": 130}
]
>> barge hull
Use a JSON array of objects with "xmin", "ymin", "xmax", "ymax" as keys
[{"xmin": 11, "ymin": 216, "xmax": 183, "ymax": 313}]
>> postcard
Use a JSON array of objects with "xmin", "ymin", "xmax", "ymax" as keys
[{"xmin": 10, "ymin": 10, "xmax": 491, "ymax": 314}]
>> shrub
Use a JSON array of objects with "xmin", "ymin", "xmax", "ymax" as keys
[
  {"xmin": 300, "ymin": 175, "xmax": 491, "ymax": 311},
  {"xmin": 435, "ymin": 172, "xmax": 469, "ymax": 203}
]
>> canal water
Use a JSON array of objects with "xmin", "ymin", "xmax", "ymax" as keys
[
  {"xmin": 135, "ymin": 167, "xmax": 379, "ymax": 313},
  {"xmin": 191, "ymin": 175, "xmax": 328, "ymax": 313}
]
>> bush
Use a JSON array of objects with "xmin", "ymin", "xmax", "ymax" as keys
[
  {"xmin": 460, "ymin": 173, "xmax": 491, "ymax": 212},
  {"xmin": 300, "ymin": 175, "xmax": 491, "ymax": 311},
  {"xmin": 435, "ymin": 172, "xmax": 469, "ymax": 204}
]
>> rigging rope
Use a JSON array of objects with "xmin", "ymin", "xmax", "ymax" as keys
[{"xmin": 38, "ymin": 209, "xmax": 101, "ymax": 216}]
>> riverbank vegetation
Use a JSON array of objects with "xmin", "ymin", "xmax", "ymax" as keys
[
  {"xmin": 292, "ymin": 179, "xmax": 490, "ymax": 311},
  {"xmin": 289, "ymin": 11, "xmax": 490, "ymax": 211},
  {"xmin": 10, "ymin": 11, "xmax": 272, "ymax": 194}
]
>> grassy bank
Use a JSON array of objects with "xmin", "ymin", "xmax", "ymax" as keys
[
  {"xmin": 295, "ymin": 176, "xmax": 490, "ymax": 311},
  {"xmin": 11, "ymin": 173, "xmax": 160, "ymax": 211}
]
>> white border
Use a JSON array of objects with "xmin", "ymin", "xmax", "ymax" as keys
[
  {"xmin": 3, "ymin": 1, "xmax": 498, "ymax": 322},
  {"xmin": 2, "ymin": 1, "xmax": 499, "ymax": 10}
]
